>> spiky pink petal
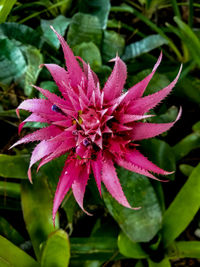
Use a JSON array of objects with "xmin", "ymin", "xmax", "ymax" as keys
[
  {"xmin": 103, "ymin": 56, "xmax": 127, "ymax": 102},
  {"xmin": 18, "ymin": 114, "xmax": 49, "ymax": 134},
  {"xmin": 130, "ymin": 108, "xmax": 182, "ymax": 140},
  {"xmin": 91, "ymin": 152, "xmax": 103, "ymax": 195}
]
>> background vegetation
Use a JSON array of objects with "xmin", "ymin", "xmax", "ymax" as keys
[{"xmin": 0, "ymin": 0, "xmax": 200, "ymax": 266}]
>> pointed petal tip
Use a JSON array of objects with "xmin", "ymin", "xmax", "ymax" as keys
[
  {"xmin": 16, "ymin": 109, "xmax": 20, "ymax": 118},
  {"xmin": 28, "ymin": 168, "xmax": 33, "ymax": 184}
]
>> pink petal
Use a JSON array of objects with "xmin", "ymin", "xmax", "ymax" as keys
[
  {"xmin": 101, "ymin": 153, "xmax": 133, "ymax": 209},
  {"xmin": 115, "ymin": 157, "xmax": 167, "ymax": 182},
  {"xmin": 50, "ymin": 26, "xmax": 85, "ymax": 88},
  {"xmin": 10, "ymin": 125, "xmax": 62, "ymax": 149},
  {"xmin": 123, "ymin": 52, "xmax": 162, "ymax": 104},
  {"xmin": 118, "ymin": 114, "xmax": 154, "ymax": 124},
  {"xmin": 127, "ymin": 65, "xmax": 182, "ymax": 115},
  {"xmin": 103, "ymin": 56, "xmax": 127, "ymax": 102},
  {"xmin": 18, "ymin": 113, "xmax": 49, "ymax": 134},
  {"xmin": 124, "ymin": 149, "xmax": 172, "ymax": 175},
  {"xmin": 130, "ymin": 108, "xmax": 182, "ymax": 141},
  {"xmin": 72, "ymin": 164, "xmax": 91, "ymax": 215},
  {"xmin": 28, "ymin": 140, "xmax": 60, "ymax": 182},
  {"xmin": 53, "ymin": 159, "xmax": 78, "ymax": 223},
  {"xmin": 91, "ymin": 152, "xmax": 103, "ymax": 195}
]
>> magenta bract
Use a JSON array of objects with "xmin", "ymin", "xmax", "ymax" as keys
[{"xmin": 11, "ymin": 27, "xmax": 182, "ymax": 223}]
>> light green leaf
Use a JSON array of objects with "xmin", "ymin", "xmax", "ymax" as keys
[
  {"xmin": 122, "ymin": 34, "xmax": 168, "ymax": 61},
  {"xmin": 179, "ymin": 164, "xmax": 194, "ymax": 177},
  {"xmin": 147, "ymin": 258, "xmax": 171, "ymax": 267},
  {"xmin": 0, "ymin": 0, "xmax": 16, "ymax": 23},
  {"xmin": 118, "ymin": 231, "xmax": 147, "ymax": 259},
  {"xmin": 41, "ymin": 15, "xmax": 70, "ymax": 49},
  {"xmin": 167, "ymin": 241, "xmax": 200, "ymax": 259},
  {"xmin": 103, "ymin": 168, "xmax": 162, "ymax": 242},
  {"xmin": 21, "ymin": 174, "xmax": 59, "ymax": 260},
  {"xmin": 0, "ymin": 38, "xmax": 26, "ymax": 85},
  {"xmin": 0, "ymin": 235, "xmax": 39, "ymax": 267},
  {"xmin": 79, "ymin": 0, "xmax": 111, "ymax": 29},
  {"xmin": 0, "ymin": 181, "xmax": 20, "ymax": 198},
  {"xmin": 102, "ymin": 30, "xmax": 125, "ymax": 62},
  {"xmin": 162, "ymin": 163, "xmax": 200, "ymax": 246},
  {"xmin": 41, "ymin": 229, "xmax": 70, "ymax": 267},
  {"xmin": 0, "ymin": 154, "xmax": 29, "ymax": 179},
  {"xmin": 67, "ymin": 13, "xmax": 102, "ymax": 48}
]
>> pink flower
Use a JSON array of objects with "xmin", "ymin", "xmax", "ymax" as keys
[{"xmin": 11, "ymin": 27, "xmax": 182, "ymax": 223}]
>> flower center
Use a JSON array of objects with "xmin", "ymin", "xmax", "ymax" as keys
[{"xmin": 80, "ymin": 109, "xmax": 100, "ymax": 132}]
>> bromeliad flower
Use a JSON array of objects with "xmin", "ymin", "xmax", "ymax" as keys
[{"xmin": 11, "ymin": 27, "xmax": 182, "ymax": 222}]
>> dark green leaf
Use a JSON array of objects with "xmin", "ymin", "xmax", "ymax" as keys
[
  {"xmin": 0, "ymin": 38, "xmax": 26, "ymax": 85},
  {"xmin": 0, "ymin": 154, "xmax": 29, "ymax": 179},
  {"xmin": 79, "ymin": 0, "xmax": 110, "ymax": 29},
  {"xmin": 122, "ymin": 35, "xmax": 168, "ymax": 61},
  {"xmin": 0, "ymin": 235, "xmax": 39, "ymax": 267},
  {"xmin": 147, "ymin": 258, "xmax": 171, "ymax": 267},
  {"xmin": 103, "ymin": 168, "xmax": 162, "ymax": 242},
  {"xmin": 21, "ymin": 174, "xmax": 59, "ymax": 260},
  {"xmin": 162, "ymin": 163, "xmax": 200, "ymax": 246},
  {"xmin": 41, "ymin": 229, "xmax": 70, "ymax": 267},
  {"xmin": 118, "ymin": 232, "xmax": 147, "ymax": 259},
  {"xmin": 67, "ymin": 13, "xmax": 102, "ymax": 48},
  {"xmin": 102, "ymin": 31, "xmax": 125, "ymax": 62},
  {"xmin": 41, "ymin": 15, "xmax": 71, "ymax": 49},
  {"xmin": 179, "ymin": 164, "xmax": 194, "ymax": 177}
]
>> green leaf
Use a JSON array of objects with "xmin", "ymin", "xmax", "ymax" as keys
[
  {"xmin": 103, "ymin": 168, "xmax": 162, "ymax": 243},
  {"xmin": 67, "ymin": 13, "xmax": 102, "ymax": 48},
  {"xmin": 179, "ymin": 164, "xmax": 194, "ymax": 177},
  {"xmin": 0, "ymin": 38, "xmax": 26, "ymax": 85},
  {"xmin": 167, "ymin": 241, "xmax": 200, "ymax": 259},
  {"xmin": 102, "ymin": 31, "xmax": 125, "ymax": 62},
  {"xmin": 162, "ymin": 163, "xmax": 200, "ymax": 246},
  {"xmin": 0, "ymin": 154, "xmax": 29, "ymax": 179},
  {"xmin": 174, "ymin": 16, "xmax": 200, "ymax": 66},
  {"xmin": 192, "ymin": 121, "xmax": 200, "ymax": 133},
  {"xmin": 73, "ymin": 42, "xmax": 102, "ymax": 69},
  {"xmin": 70, "ymin": 237, "xmax": 118, "ymax": 261},
  {"xmin": 39, "ymin": 81, "xmax": 60, "ymax": 97},
  {"xmin": 41, "ymin": 15, "xmax": 71, "ymax": 49},
  {"xmin": 79, "ymin": 0, "xmax": 110, "ymax": 29},
  {"xmin": 19, "ymin": 46, "xmax": 43, "ymax": 96},
  {"xmin": 0, "ymin": 22, "xmax": 42, "ymax": 49},
  {"xmin": 118, "ymin": 231, "xmax": 147, "ymax": 259},
  {"xmin": 0, "ymin": 0, "xmax": 16, "ymax": 23},
  {"xmin": 173, "ymin": 132, "xmax": 200, "ymax": 161},
  {"xmin": 41, "ymin": 229, "xmax": 70, "ymax": 267},
  {"xmin": 122, "ymin": 34, "xmax": 168, "ymax": 61},
  {"xmin": 0, "ymin": 235, "xmax": 39, "ymax": 267},
  {"xmin": 0, "ymin": 216, "xmax": 24, "ymax": 245},
  {"xmin": 147, "ymin": 258, "xmax": 171, "ymax": 267},
  {"xmin": 21, "ymin": 174, "xmax": 59, "ymax": 260},
  {"xmin": 0, "ymin": 181, "xmax": 20, "ymax": 198}
]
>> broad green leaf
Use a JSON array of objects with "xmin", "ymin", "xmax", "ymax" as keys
[
  {"xmin": 0, "ymin": 154, "xmax": 29, "ymax": 179},
  {"xmin": 21, "ymin": 174, "xmax": 59, "ymax": 260},
  {"xmin": 0, "ymin": 38, "xmax": 26, "ymax": 85},
  {"xmin": 0, "ymin": 181, "xmax": 20, "ymax": 198},
  {"xmin": 122, "ymin": 34, "xmax": 168, "ymax": 61},
  {"xmin": 79, "ymin": 0, "xmax": 110, "ymax": 29},
  {"xmin": 70, "ymin": 237, "xmax": 118, "ymax": 261},
  {"xmin": 0, "ymin": 216, "xmax": 24, "ymax": 245},
  {"xmin": 41, "ymin": 15, "xmax": 71, "ymax": 49},
  {"xmin": 41, "ymin": 229, "xmax": 70, "ymax": 267},
  {"xmin": 167, "ymin": 241, "xmax": 200, "ymax": 259},
  {"xmin": 0, "ymin": 22, "xmax": 42, "ymax": 49},
  {"xmin": 67, "ymin": 13, "xmax": 102, "ymax": 48},
  {"xmin": 140, "ymin": 139, "xmax": 176, "ymax": 180},
  {"xmin": 147, "ymin": 258, "xmax": 171, "ymax": 267},
  {"xmin": 118, "ymin": 232, "xmax": 147, "ymax": 259},
  {"xmin": 0, "ymin": 0, "xmax": 16, "ymax": 23},
  {"xmin": 103, "ymin": 168, "xmax": 162, "ymax": 242},
  {"xmin": 179, "ymin": 164, "xmax": 194, "ymax": 177},
  {"xmin": 19, "ymin": 46, "xmax": 43, "ymax": 96},
  {"xmin": 0, "ymin": 235, "xmax": 39, "ymax": 267},
  {"xmin": 73, "ymin": 42, "xmax": 102, "ymax": 69},
  {"xmin": 162, "ymin": 163, "xmax": 200, "ymax": 246},
  {"xmin": 102, "ymin": 31, "xmax": 125, "ymax": 62},
  {"xmin": 173, "ymin": 132, "xmax": 200, "ymax": 161},
  {"xmin": 174, "ymin": 16, "xmax": 200, "ymax": 66},
  {"xmin": 192, "ymin": 121, "xmax": 200, "ymax": 132},
  {"xmin": 39, "ymin": 81, "xmax": 60, "ymax": 97}
]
